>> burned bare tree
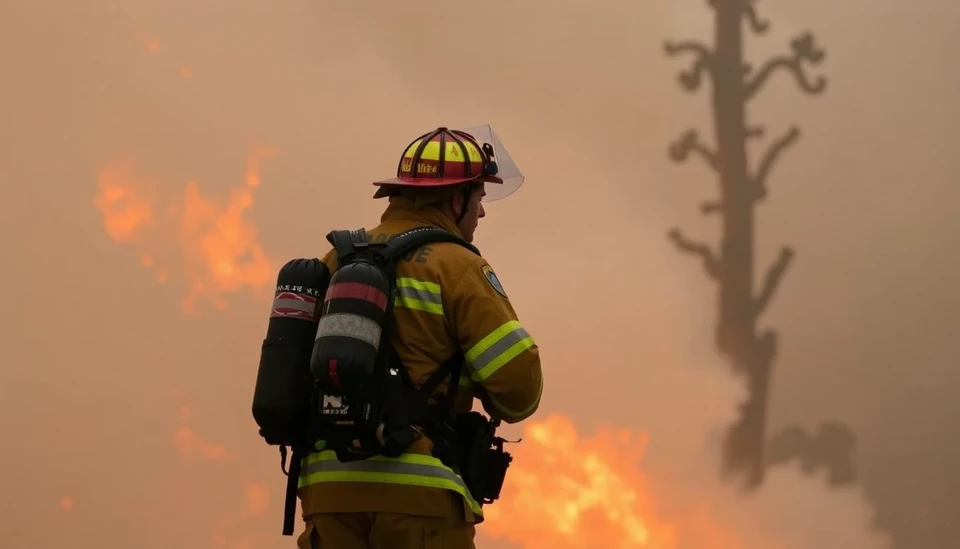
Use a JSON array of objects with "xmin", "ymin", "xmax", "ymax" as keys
[{"xmin": 663, "ymin": 0, "xmax": 852, "ymax": 488}]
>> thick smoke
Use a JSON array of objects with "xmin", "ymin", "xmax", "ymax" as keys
[{"xmin": 0, "ymin": 0, "xmax": 917, "ymax": 548}]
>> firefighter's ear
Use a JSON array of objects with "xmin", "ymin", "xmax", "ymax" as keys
[{"xmin": 449, "ymin": 191, "xmax": 465, "ymax": 217}]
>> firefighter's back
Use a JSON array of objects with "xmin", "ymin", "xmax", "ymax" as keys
[
  {"xmin": 294, "ymin": 126, "xmax": 541, "ymax": 549},
  {"xmin": 297, "ymin": 213, "xmax": 484, "ymax": 549}
]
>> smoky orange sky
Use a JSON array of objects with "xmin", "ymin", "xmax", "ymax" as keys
[{"xmin": 1, "ymin": 1, "xmax": 958, "ymax": 548}]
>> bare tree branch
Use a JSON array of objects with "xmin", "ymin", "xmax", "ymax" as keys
[
  {"xmin": 667, "ymin": 228, "xmax": 721, "ymax": 280},
  {"xmin": 746, "ymin": 125, "xmax": 765, "ymax": 139},
  {"xmin": 744, "ymin": 0, "xmax": 770, "ymax": 34},
  {"xmin": 668, "ymin": 129, "xmax": 719, "ymax": 171},
  {"xmin": 664, "ymin": 40, "xmax": 713, "ymax": 91},
  {"xmin": 700, "ymin": 200, "xmax": 723, "ymax": 215},
  {"xmin": 767, "ymin": 422, "xmax": 857, "ymax": 486},
  {"xmin": 752, "ymin": 126, "xmax": 800, "ymax": 199},
  {"xmin": 743, "ymin": 32, "xmax": 826, "ymax": 100},
  {"xmin": 754, "ymin": 247, "xmax": 794, "ymax": 317}
]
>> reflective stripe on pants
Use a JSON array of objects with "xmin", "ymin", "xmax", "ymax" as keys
[{"xmin": 298, "ymin": 450, "xmax": 483, "ymax": 518}]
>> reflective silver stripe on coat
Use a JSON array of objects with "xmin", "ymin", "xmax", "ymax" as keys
[
  {"xmin": 394, "ymin": 277, "xmax": 443, "ymax": 314},
  {"xmin": 315, "ymin": 313, "xmax": 381, "ymax": 348},
  {"xmin": 396, "ymin": 285, "xmax": 442, "ymax": 305},
  {"xmin": 465, "ymin": 320, "xmax": 535, "ymax": 381}
]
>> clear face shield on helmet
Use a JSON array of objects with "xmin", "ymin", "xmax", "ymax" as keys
[{"xmin": 456, "ymin": 125, "xmax": 525, "ymax": 202}]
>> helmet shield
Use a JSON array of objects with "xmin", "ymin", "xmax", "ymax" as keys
[{"xmin": 457, "ymin": 125, "xmax": 524, "ymax": 202}]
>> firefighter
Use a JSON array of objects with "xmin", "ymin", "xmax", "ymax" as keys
[{"xmin": 296, "ymin": 126, "xmax": 543, "ymax": 549}]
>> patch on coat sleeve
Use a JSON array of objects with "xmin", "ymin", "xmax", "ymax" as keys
[{"xmin": 481, "ymin": 264, "xmax": 508, "ymax": 298}]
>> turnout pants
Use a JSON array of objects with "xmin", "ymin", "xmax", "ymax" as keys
[{"xmin": 298, "ymin": 512, "xmax": 476, "ymax": 549}]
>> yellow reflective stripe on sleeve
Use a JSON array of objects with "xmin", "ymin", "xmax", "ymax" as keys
[
  {"xmin": 394, "ymin": 277, "xmax": 442, "ymax": 314},
  {"xmin": 458, "ymin": 372, "xmax": 473, "ymax": 388},
  {"xmin": 298, "ymin": 450, "xmax": 483, "ymax": 517},
  {"xmin": 464, "ymin": 320, "xmax": 535, "ymax": 382}
]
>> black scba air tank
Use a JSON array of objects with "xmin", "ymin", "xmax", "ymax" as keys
[
  {"xmin": 252, "ymin": 258, "xmax": 330, "ymax": 448},
  {"xmin": 310, "ymin": 258, "xmax": 391, "ymax": 427},
  {"xmin": 259, "ymin": 227, "xmax": 482, "ymax": 537}
]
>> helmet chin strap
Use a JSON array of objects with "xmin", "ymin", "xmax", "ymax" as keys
[{"xmin": 454, "ymin": 186, "xmax": 473, "ymax": 226}]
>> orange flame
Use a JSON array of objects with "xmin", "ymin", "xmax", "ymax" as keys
[
  {"xmin": 94, "ymin": 166, "xmax": 154, "ymax": 243},
  {"xmin": 178, "ymin": 145, "xmax": 276, "ymax": 313},
  {"xmin": 485, "ymin": 414, "xmax": 676, "ymax": 548},
  {"xmin": 484, "ymin": 414, "xmax": 780, "ymax": 549},
  {"xmin": 93, "ymin": 146, "xmax": 275, "ymax": 313}
]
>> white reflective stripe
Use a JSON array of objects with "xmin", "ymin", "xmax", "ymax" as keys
[
  {"xmin": 465, "ymin": 320, "xmax": 535, "ymax": 381},
  {"xmin": 298, "ymin": 450, "xmax": 483, "ymax": 517},
  {"xmin": 315, "ymin": 313, "xmax": 381, "ymax": 348},
  {"xmin": 272, "ymin": 297, "xmax": 315, "ymax": 314}
]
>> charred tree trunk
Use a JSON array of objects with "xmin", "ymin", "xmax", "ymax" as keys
[{"xmin": 664, "ymin": 0, "xmax": 827, "ymax": 488}]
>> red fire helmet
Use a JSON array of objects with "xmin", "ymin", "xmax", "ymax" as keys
[{"xmin": 373, "ymin": 125, "xmax": 524, "ymax": 202}]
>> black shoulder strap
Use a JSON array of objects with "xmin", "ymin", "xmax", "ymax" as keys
[
  {"xmin": 380, "ymin": 225, "xmax": 476, "ymax": 401},
  {"xmin": 324, "ymin": 226, "xmax": 476, "ymax": 267},
  {"xmin": 379, "ymin": 226, "xmax": 481, "ymax": 262},
  {"xmin": 376, "ymin": 228, "xmax": 476, "ymax": 431},
  {"xmin": 325, "ymin": 228, "xmax": 371, "ymax": 265}
]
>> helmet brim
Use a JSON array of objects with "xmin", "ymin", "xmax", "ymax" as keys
[{"xmin": 371, "ymin": 173, "xmax": 504, "ymax": 198}]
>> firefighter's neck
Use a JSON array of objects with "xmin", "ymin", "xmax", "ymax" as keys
[{"xmin": 435, "ymin": 200, "xmax": 469, "ymax": 239}]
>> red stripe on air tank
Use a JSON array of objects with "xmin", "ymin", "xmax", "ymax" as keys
[
  {"xmin": 328, "ymin": 359, "xmax": 341, "ymax": 390},
  {"xmin": 325, "ymin": 282, "xmax": 388, "ymax": 311},
  {"xmin": 270, "ymin": 293, "xmax": 319, "ymax": 320}
]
